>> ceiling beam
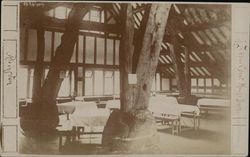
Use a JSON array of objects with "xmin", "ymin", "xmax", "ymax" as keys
[
  {"xmin": 20, "ymin": 60, "xmax": 119, "ymax": 69},
  {"xmin": 28, "ymin": 16, "xmax": 121, "ymax": 34}
]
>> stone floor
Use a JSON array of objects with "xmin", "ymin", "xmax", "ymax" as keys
[{"xmin": 18, "ymin": 111, "xmax": 231, "ymax": 155}]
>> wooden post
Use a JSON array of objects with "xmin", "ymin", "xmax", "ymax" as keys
[
  {"xmin": 184, "ymin": 46, "xmax": 191, "ymax": 95},
  {"xmin": 160, "ymin": 74, "xmax": 162, "ymax": 91},
  {"xmin": 168, "ymin": 21, "xmax": 197, "ymax": 104},
  {"xmin": 119, "ymin": 4, "xmax": 134, "ymax": 112},
  {"xmin": 82, "ymin": 36, "xmax": 86, "ymax": 96},
  {"xmin": 169, "ymin": 27, "xmax": 188, "ymax": 97},
  {"xmin": 169, "ymin": 78, "xmax": 172, "ymax": 91},
  {"xmin": 31, "ymin": 28, "xmax": 45, "ymax": 115}
]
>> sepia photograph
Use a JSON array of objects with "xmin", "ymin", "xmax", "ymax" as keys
[{"xmin": 0, "ymin": 1, "xmax": 249, "ymax": 156}]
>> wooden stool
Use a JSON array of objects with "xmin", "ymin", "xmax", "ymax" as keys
[
  {"xmin": 181, "ymin": 112, "xmax": 200, "ymax": 130},
  {"xmin": 162, "ymin": 114, "xmax": 181, "ymax": 135},
  {"xmin": 57, "ymin": 125, "xmax": 73, "ymax": 152},
  {"xmin": 77, "ymin": 126, "xmax": 85, "ymax": 139}
]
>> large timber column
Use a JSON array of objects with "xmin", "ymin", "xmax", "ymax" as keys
[
  {"xmin": 168, "ymin": 19, "xmax": 197, "ymax": 105},
  {"xmin": 102, "ymin": 4, "xmax": 171, "ymax": 153},
  {"xmin": 20, "ymin": 4, "xmax": 89, "ymax": 133},
  {"xmin": 119, "ymin": 3, "xmax": 135, "ymax": 112},
  {"xmin": 30, "ymin": 28, "xmax": 45, "ymax": 117}
]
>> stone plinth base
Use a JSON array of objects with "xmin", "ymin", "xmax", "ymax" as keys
[
  {"xmin": 20, "ymin": 117, "xmax": 59, "ymax": 133},
  {"xmin": 20, "ymin": 104, "xmax": 59, "ymax": 137},
  {"xmin": 102, "ymin": 109, "xmax": 160, "ymax": 154}
]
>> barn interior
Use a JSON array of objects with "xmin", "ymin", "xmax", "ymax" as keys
[{"xmin": 18, "ymin": 2, "xmax": 231, "ymax": 155}]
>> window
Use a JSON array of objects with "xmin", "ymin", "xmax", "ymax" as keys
[
  {"xmin": 96, "ymin": 38, "xmax": 105, "ymax": 64},
  {"xmin": 162, "ymin": 78, "xmax": 170, "ymax": 91},
  {"xmin": 205, "ymin": 78, "xmax": 212, "ymax": 87},
  {"xmin": 70, "ymin": 44, "xmax": 77, "ymax": 63},
  {"xmin": 28, "ymin": 68, "xmax": 34, "ymax": 98},
  {"xmin": 151, "ymin": 77, "xmax": 156, "ymax": 91},
  {"xmin": 45, "ymin": 69, "xmax": 74, "ymax": 97},
  {"xmin": 115, "ymin": 40, "xmax": 120, "ymax": 65},
  {"xmin": 106, "ymin": 39, "xmax": 114, "ymax": 65},
  {"xmin": 94, "ymin": 70, "xmax": 103, "ymax": 96},
  {"xmin": 78, "ymin": 35, "xmax": 84, "ymax": 63},
  {"xmin": 58, "ymin": 71, "xmax": 70, "ymax": 97},
  {"xmin": 101, "ymin": 10, "xmax": 105, "ymax": 23},
  {"xmin": 156, "ymin": 73, "xmax": 161, "ymax": 91},
  {"xmin": 54, "ymin": 6, "xmax": 67, "ymax": 19},
  {"xmin": 114, "ymin": 71, "xmax": 120, "ymax": 95},
  {"xmin": 90, "ymin": 10, "xmax": 100, "ymax": 22},
  {"xmin": 18, "ymin": 67, "xmax": 28, "ymax": 99},
  {"xmin": 213, "ymin": 78, "xmax": 220, "ymax": 87},
  {"xmin": 82, "ymin": 9, "xmax": 104, "ymax": 23},
  {"xmin": 171, "ymin": 78, "xmax": 178, "ymax": 91},
  {"xmin": 191, "ymin": 78, "xmax": 197, "ymax": 93},
  {"xmin": 104, "ymin": 71, "xmax": 113, "ymax": 95},
  {"xmin": 198, "ymin": 78, "xmax": 205, "ymax": 93},
  {"xmin": 84, "ymin": 70, "xmax": 119, "ymax": 96},
  {"xmin": 83, "ymin": 12, "xmax": 90, "ymax": 21},
  {"xmin": 54, "ymin": 32, "xmax": 63, "ymax": 50},
  {"xmin": 205, "ymin": 78, "xmax": 212, "ymax": 93},
  {"xmin": 27, "ymin": 30, "xmax": 37, "ymax": 61},
  {"xmin": 70, "ymin": 71, "xmax": 75, "ymax": 96},
  {"xmin": 85, "ymin": 36, "xmax": 95, "ymax": 64},
  {"xmin": 85, "ymin": 70, "xmax": 93, "ymax": 96},
  {"xmin": 78, "ymin": 67, "xmax": 84, "ymax": 78},
  {"xmin": 77, "ymin": 81, "xmax": 83, "ymax": 96},
  {"xmin": 44, "ymin": 31, "xmax": 52, "ymax": 61}
]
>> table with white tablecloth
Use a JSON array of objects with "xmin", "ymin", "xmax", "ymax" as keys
[
  {"xmin": 70, "ymin": 107, "xmax": 110, "ymax": 127},
  {"xmin": 70, "ymin": 104, "xmax": 110, "ymax": 139},
  {"xmin": 197, "ymin": 98, "xmax": 230, "ymax": 108},
  {"xmin": 149, "ymin": 96, "xmax": 200, "ymax": 116},
  {"xmin": 197, "ymin": 98, "xmax": 230, "ymax": 114},
  {"xmin": 57, "ymin": 101, "xmax": 98, "ymax": 119},
  {"xmin": 149, "ymin": 95, "xmax": 201, "ymax": 133},
  {"xmin": 57, "ymin": 101, "xmax": 110, "ymax": 140}
]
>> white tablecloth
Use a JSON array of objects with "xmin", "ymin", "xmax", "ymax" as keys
[
  {"xmin": 57, "ymin": 101, "xmax": 97, "ymax": 114},
  {"xmin": 149, "ymin": 96, "xmax": 200, "ymax": 116},
  {"xmin": 197, "ymin": 98, "xmax": 230, "ymax": 108},
  {"xmin": 70, "ymin": 108, "xmax": 110, "ymax": 127}
]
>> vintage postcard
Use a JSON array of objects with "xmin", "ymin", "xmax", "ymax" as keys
[{"xmin": 1, "ymin": 1, "xmax": 249, "ymax": 156}]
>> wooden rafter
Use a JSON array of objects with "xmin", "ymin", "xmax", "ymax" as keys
[
  {"xmin": 106, "ymin": 3, "xmax": 120, "ymax": 24},
  {"xmin": 133, "ymin": 4, "xmax": 146, "ymax": 14},
  {"xmin": 169, "ymin": 4, "xmax": 230, "ymax": 33},
  {"xmin": 183, "ymin": 34, "xmax": 228, "ymax": 82}
]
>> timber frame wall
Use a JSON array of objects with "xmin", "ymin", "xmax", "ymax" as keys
[{"xmin": 19, "ymin": 3, "xmax": 231, "ymax": 99}]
